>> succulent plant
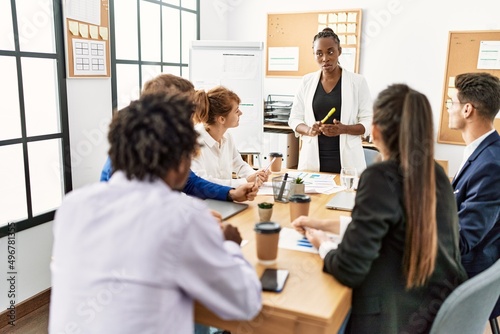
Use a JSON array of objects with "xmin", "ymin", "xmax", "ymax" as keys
[
  {"xmin": 294, "ymin": 177, "xmax": 304, "ymax": 184},
  {"xmin": 258, "ymin": 202, "xmax": 274, "ymax": 209}
]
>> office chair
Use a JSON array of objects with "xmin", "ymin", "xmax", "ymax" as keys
[
  {"xmin": 363, "ymin": 147, "xmax": 381, "ymax": 167},
  {"xmin": 429, "ymin": 259, "xmax": 500, "ymax": 334}
]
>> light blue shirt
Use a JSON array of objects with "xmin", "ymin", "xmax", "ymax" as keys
[{"xmin": 50, "ymin": 171, "xmax": 261, "ymax": 333}]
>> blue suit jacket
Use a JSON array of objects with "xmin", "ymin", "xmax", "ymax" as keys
[
  {"xmin": 452, "ymin": 131, "xmax": 500, "ymax": 275},
  {"xmin": 100, "ymin": 157, "xmax": 230, "ymax": 201}
]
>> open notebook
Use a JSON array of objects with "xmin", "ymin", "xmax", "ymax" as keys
[
  {"xmin": 326, "ymin": 191, "xmax": 356, "ymax": 212},
  {"xmin": 204, "ymin": 199, "xmax": 249, "ymax": 220}
]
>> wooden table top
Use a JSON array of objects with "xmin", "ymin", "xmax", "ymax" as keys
[{"xmin": 195, "ymin": 173, "xmax": 352, "ymax": 334}]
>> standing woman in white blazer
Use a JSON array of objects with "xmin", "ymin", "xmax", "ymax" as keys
[{"xmin": 288, "ymin": 27, "xmax": 372, "ymax": 173}]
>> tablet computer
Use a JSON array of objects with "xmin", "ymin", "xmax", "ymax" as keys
[
  {"xmin": 204, "ymin": 199, "xmax": 249, "ymax": 220},
  {"xmin": 325, "ymin": 191, "xmax": 356, "ymax": 212}
]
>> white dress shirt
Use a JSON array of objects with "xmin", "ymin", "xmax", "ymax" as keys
[
  {"xmin": 49, "ymin": 171, "xmax": 261, "ymax": 334},
  {"xmin": 191, "ymin": 123, "xmax": 255, "ymax": 187}
]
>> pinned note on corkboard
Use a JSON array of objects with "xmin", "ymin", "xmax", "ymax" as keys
[
  {"xmin": 438, "ymin": 31, "xmax": 500, "ymax": 145},
  {"xmin": 64, "ymin": 0, "xmax": 110, "ymax": 78},
  {"xmin": 266, "ymin": 9, "xmax": 362, "ymax": 77}
]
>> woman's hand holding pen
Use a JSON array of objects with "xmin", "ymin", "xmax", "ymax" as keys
[
  {"xmin": 291, "ymin": 216, "xmax": 339, "ymax": 234},
  {"xmin": 291, "ymin": 216, "xmax": 331, "ymax": 249},
  {"xmin": 307, "ymin": 122, "xmax": 322, "ymax": 137},
  {"xmin": 246, "ymin": 169, "xmax": 270, "ymax": 185},
  {"xmin": 320, "ymin": 119, "xmax": 344, "ymax": 137}
]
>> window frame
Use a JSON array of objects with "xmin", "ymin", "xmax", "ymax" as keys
[
  {"xmin": 0, "ymin": 0, "xmax": 72, "ymax": 238},
  {"xmin": 109, "ymin": 0, "xmax": 200, "ymax": 111}
]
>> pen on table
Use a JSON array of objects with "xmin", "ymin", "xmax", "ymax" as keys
[{"xmin": 277, "ymin": 172, "xmax": 288, "ymax": 201}]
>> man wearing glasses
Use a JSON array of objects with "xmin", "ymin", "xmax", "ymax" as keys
[{"xmin": 447, "ymin": 72, "xmax": 500, "ymax": 323}]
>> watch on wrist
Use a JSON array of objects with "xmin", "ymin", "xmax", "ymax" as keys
[{"xmin": 226, "ymin": 189, "xmax": 234, "ymax": 201}]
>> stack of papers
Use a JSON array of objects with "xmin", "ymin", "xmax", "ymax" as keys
[{"xmin": 257, "ymin": 172, "xmax": 344, "ymax": 195}]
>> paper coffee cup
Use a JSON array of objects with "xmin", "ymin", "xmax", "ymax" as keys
[
  {"xmin": 289, "ymin": 194, "xmax": 311, "ymax": 222},
  {"xmin": 254, "ymin": 222, "xmax": 281, "ymax": 265},
  {"xmin": 269, "ymin": 152, "xmax": 283, "ymax": 173}
]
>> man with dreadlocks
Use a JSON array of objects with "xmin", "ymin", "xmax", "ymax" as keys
[{"xmin": 49, "ymin": 92, "xmax": 262, "ymax": 333}]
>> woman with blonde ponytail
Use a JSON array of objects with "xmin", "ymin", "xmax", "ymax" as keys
[{"xmin": 292, "ymin": 84, "xmax": 466, "ymax": 333}]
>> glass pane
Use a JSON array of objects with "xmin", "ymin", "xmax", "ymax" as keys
[
  {"xmin": 181, "ymin": 11, "xmax": 197, "ymax": 64},
  {"xmin": 162, "ymin": 0, "xmax": 180, "ymax": 6},
  {"xmin": 142, "ymin": 65, "xmax": 162, "ymax": 89},
  {"xmin": 0, "ymin": 0, "xmax": 15, "ymax": 50},
  {"xmin": 116, "ymin": 63, "xmax": 140, "ymax": 110},
  {"xmin": 140, "ymin": 1, "xmax": 161, "ymax": 62},
  {"xmin": 15, "ymin": 0, "xmax": 56, "ymax": 53},
  {"xmin": 0, "ymin": 56, "xmax": 21, "ymax": 140},
  {"xmin": 28, "ymin": 139, "xmax": 63, "ymax": 216},
  {"xmin": 162, "ymin": 66, "xmax": 181, "ymax": 76},
  {"xmin": 0, "ymin": 144, "xmax": 27, "ymax": 227},
  {"xmin": 181, "ymin": 0, "xmax": 197, "ymax": 11},
  {"xmin": 22, "ymin": 57, "xmax": 60, "ymax": 136},
  {"xmin": 114, "ymin": 0, "xmax": 138, "ymax": 60},
  {"xmin": 162, "ymin": 6, "xmax": 180, "ymax": 63}
]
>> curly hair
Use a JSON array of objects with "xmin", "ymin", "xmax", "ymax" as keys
[{"xmin": 108, "ymin": 92, "xmax": 199, "ymax": 181}]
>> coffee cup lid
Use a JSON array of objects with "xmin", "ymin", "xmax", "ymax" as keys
[
  {"xmin": 254, "ymin": 222, "xmax": 281, "ymax": 234},
  {"xmin": 269, "ymin": 152, "xmax": 283, "ymax": 158},
  {"xmin": 289, "ymin": 194, "xmax": 311, "ymax": 203}
]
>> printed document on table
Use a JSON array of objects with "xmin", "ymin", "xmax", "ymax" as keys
[
  {"xmin": 286, "ymin": 171, "xmax": 345, "ymax": 194},
  {"xmin": 279, "ymin": 227, "xmax": 341, "ymax": 254}
]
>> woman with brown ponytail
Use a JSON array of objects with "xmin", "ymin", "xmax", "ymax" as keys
[
  {"xmin": 191, "ymin": 86, "xmax": 270, "ymax": 187},
  {"xmin": 292, "ymin": 84, "xmax": 466, "ymax": 333}
]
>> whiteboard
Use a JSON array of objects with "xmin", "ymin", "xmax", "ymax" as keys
[{"xmin": 190, "ymin": 40, "xmax": 264, "ymax": 154}]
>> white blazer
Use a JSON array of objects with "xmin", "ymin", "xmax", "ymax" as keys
[{"xmin": 288, "ymin": 69, "xmax": 373, "ymax": 173}]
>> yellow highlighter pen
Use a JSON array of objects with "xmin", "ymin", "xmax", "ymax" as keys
[{"xmin": 321, "ymin": 107, "xmax": 336, "ymax": 123}]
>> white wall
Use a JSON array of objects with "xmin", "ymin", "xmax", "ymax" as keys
[
  {"xmin": 202, "ymin": 0, "xmax": 500, "ymax": 176},
  {"xmin": 0, "ymin": 222, "xmax": 54, "ymax": 309}
]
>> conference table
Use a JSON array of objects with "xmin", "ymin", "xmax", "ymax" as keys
[{"xmin": 194, "ymin": 172, "xmax": 352, "ymax": 334}]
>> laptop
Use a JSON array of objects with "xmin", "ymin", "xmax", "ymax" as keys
[
  {"xmin": 204, "ymin": 199, "xmax": 249, "ymax": 220},
  {"xmin": 326, "ymin": 191, "xmax": 356, "ymax": 212}
]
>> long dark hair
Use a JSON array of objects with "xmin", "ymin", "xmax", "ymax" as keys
[{"xmin": 373, "ymin": 84, "xmax": 437, "ymax": 288}]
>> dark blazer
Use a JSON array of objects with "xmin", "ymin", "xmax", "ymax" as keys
[
  {"xmin": 452, "ymin": 131, "xmax": 500, "ymax": 318},
  {"xmin": 452, "ymin": 131, "xmax": 500, "ymax": 274},
  {"xmin": 324, "ymin": 161, "xmax": 467, "ymax": 334}
]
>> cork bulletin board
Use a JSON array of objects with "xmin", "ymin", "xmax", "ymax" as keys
[
  {"xmin": 64, "ymin": 0, "xmax": 110, "ymax": 78},
  {"xmin": 266, "ymin": 9, "xmax": 362, "ymax": 77},
  {"xmin": 438, "ymin": 31, "xmax": 500, "ymax": 145}
]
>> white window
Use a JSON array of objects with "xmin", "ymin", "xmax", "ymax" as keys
[{"xmin": 0, "ymin": 0, "xmax": 71, "ymax": 234}]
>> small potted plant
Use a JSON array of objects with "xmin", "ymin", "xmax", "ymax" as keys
[
  {"xmin": 257, "ymin": 202, "xmax": 274, "ymax": 222},
  {"xmin": 290, "ymin": 177, "xmax": 305, "ymax": 196}
]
